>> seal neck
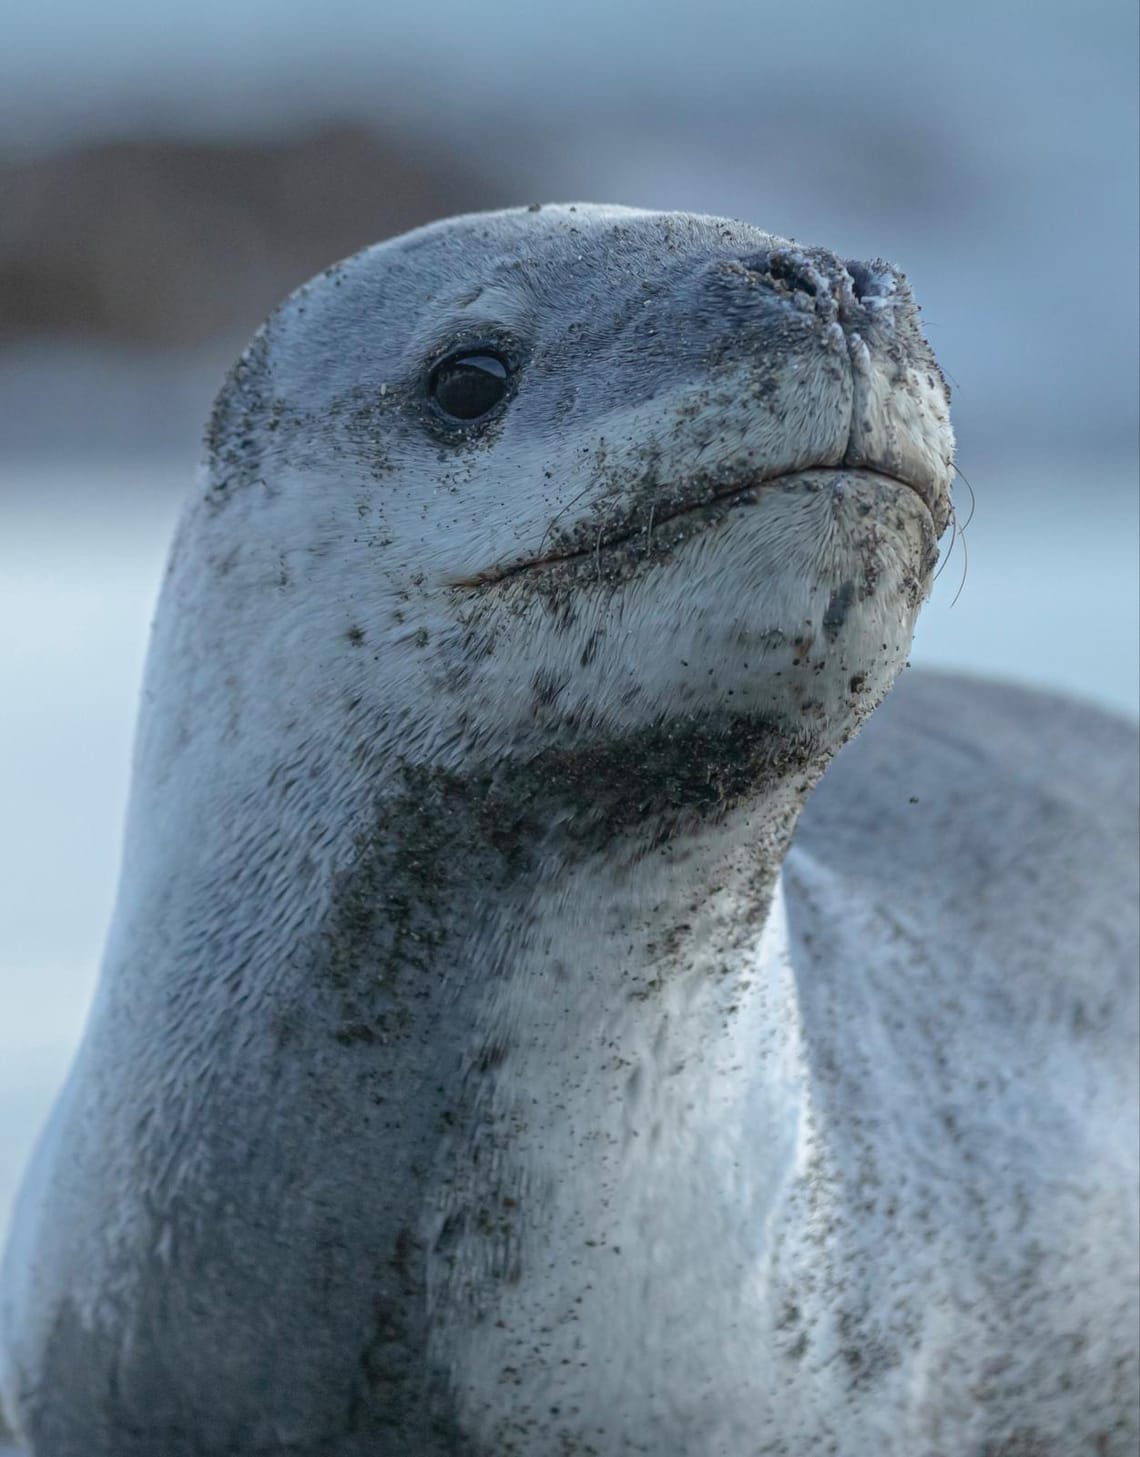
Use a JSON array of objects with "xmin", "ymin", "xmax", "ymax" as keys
[
  {"xmin": 421, "ymin": 783, "xmax": 807, "ymax": 1371},
  {"xmin": 81, "ymin": 738, "xmax": 813, "ymax": 1440}
]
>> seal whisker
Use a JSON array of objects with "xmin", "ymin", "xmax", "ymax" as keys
[
  {"xmin": 539, "ymin": 476, "xmax": 596, "ymax": 558},
  {"xmin": 933, "ymin": 501, "xmax": 958, "ymax": 583},
  {"xmin": 952, "ymin": 462, "xmax": 977, "ymax": 531},
  {"xmin": 948, "ymin": 516, "xmax": 970, "ymax": 607}
]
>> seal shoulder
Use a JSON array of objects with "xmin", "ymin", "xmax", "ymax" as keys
[{"xmin": 795, "ymin": 668, "xmax": 1139, "ymax": 1009}]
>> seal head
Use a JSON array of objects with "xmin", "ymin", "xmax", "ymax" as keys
[{"xmin": 176, "ymin": 204, "xmax": 952, "ymax": 819}]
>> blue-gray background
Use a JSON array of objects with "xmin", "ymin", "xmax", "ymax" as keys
[{"xmin": 0, "ymin": 4, "xmax": 1136, "ymax": 1436}]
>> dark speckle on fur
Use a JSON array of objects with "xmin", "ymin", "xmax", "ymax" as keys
[{"xmin": 823, "ymin": 580, "xmax": 856, "ymax": 640}]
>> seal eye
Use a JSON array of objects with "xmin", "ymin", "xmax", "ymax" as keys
[{"xmin": 428, "ymin": 350, "xmax": 511, "ymax": 422}]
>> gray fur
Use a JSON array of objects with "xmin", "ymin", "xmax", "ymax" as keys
[{"xmin": 0, "ymin": 206, "xmax": 1134, "ymax": 1456}]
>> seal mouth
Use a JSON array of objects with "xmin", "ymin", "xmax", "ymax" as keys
[{"xmin": 449, "ymin": 465, "xmax": 935, "ymax": 590}]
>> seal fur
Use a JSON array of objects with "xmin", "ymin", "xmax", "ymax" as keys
[{"xmin": 1, "ymin": 205, "xmax": 1135, "ymax": 1456}]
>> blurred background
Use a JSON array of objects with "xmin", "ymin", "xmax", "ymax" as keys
[{"xmin": 0, "ymin": 3, "xmax": 1136, "ymax": 1432}]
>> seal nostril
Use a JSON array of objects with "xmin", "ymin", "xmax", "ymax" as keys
[
  {"xmin": 738, "ymin": 250, "xmax": 818, "ymax": 297},
  {"xmin": 844, "ymin": 259, "xmax": 890, "ymax": 303},
  {"xmin": 767, "ymin": 252, "xmax": 818, "ymax": 297}
]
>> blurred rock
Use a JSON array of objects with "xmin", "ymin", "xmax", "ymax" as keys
[{"xmin": 0, "ymin": 124, "xmax": 511, "ymax": 347}]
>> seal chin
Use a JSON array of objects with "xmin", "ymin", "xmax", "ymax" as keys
[{"xmin": 449, "ymin": 464, "xmax": 936, "ymax": 771}]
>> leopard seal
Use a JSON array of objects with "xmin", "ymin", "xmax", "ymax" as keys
[{"xmin": 1, "ymin": 205, "xmax": 1137, "ymax": 1456}]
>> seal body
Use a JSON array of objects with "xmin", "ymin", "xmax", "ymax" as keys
[{"xmin": 0, "ymin": 205, "xmax": 1136, "ymax": 1456}]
